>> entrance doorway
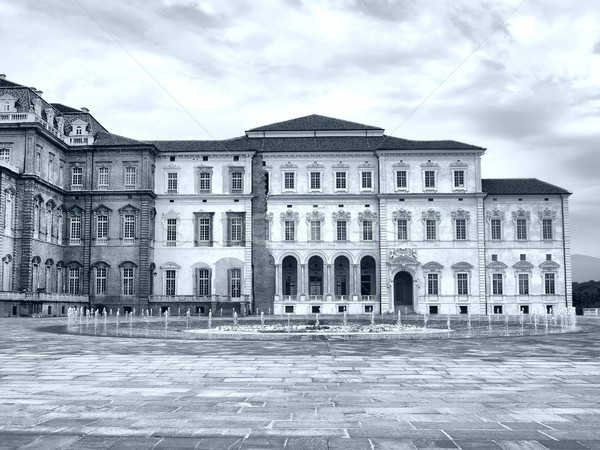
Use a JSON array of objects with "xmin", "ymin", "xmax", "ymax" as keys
[{"xmin": 394, "ymin": 271, "xmax": 413, "ymax": 309}]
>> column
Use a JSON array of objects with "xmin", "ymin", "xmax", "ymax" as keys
[
  {"xmin": 352, "ymin": 264, "xmax": 359, "ymax": 300},
  {"xmin": 326, "ymin": 264, "xmax": 332, "ymax": 299},
  {"xmin": 275, "ymin": 264, "xmax": 281, "ymax": 299},
  {"xmin": 300, "ymin": 264, "xmax": 306, "ymax": 300}
]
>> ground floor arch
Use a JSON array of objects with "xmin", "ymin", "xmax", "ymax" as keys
[{"xmin": 393, "ymin": 271, "xmax": 414, "ymax": 309}]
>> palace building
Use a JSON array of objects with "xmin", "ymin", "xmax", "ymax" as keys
[{"xmin": 0, "ymin": 75, "xmax": 572, "ymax": 317}]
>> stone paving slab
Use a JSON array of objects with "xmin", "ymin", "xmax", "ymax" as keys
[{"xmin": 0, "ymin": 318, "xmax": 599, "ymax": 449}]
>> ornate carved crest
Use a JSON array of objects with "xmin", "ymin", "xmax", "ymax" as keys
[
  {"xmin": 538, "ymin": 208, "xmax": 557, "ymax": 221},
  {"xmin": 420, "ymin": 160, "xmax": 439, "ymax": 168},
  {"xmin": 266, "ymin": 212, "xmax": 274, "ymax": 222},
  {"xmin": 451, "ymin": 208, "xmax": 470, "ymax": 221},
  {"xmin": 450, "ymin": 160, "xmax": 468, "ymax": 167},
  {"xmin": 512, "ymin": 261, "xmax": 534, "ymax": 272},
  {"xmin": 512, "ymin": 208, "xmax": 531, "ymax": 222},
  {"xmin": 393, "ymin": 209, "xmax": 412, "ymax": 221},
  {"xmin": 451, "ymin": 262, "xmax": 473, "ymax": 272},
  {"xmin": 485, "ymin": 207, "xmax": 505, "ymax": 222},
  {"xmin": 280, "ymin": 210, "xmax": 299, "ymax": 221},
  {"xmin": 539, "ymin": 260, "xmax": 560, "ymax": 272},
  {"xmin": 306, "ymin": 210, "xmax": 324, "ymax": 222},
  {"xmin": 332, "ymin": 210, "xmax": 351, "ymax": 220},
  {"xmin": 422, "ymin": 261, "xmax": 444, "ymax": 272},
  {"xmin": 422, "ymin": 209, "xmax": 441, "ymax": 221},
  {"xmin": 358, "ymin": 210, "xmax": 378, "ymax": 222},
  {"xmin": 389, "ymin": 248, "xmax": 417, "ymax": 260}
]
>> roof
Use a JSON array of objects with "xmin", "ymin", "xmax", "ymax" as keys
[
  {"xmin": 51, "ymin": 103, "xmax": 83, "ymax": 114},
  {"xmin": 482, "ymin": 178, "xmax": 571, "ymax": 195},
  {"xmin": 0, "ymin": 78, "xmax": 25, "ymax": 88},
  {"xmin": 148, "ymin": 137, "xmax": 250, "ymax": 152},
  {"xmin": 94, "ymin": 131, "xmax": 146, "ymax": 146},
  {"xmin": 247, "ymin": 114, "xmax": 383, "ymax": 132}
]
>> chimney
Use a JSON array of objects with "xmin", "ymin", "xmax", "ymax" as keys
[
  {"xmin": 36, "ymin": 90, "xmax": 43, "ymax": 97},
  {"xmin": 0, "ymin": 74, "xmax": 6, "ymax": 80},
  {"xmin": 81, "ymin": 107, "xmax": 89, "ymax": 113}
]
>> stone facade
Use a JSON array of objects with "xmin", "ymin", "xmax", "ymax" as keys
[{"xmin": 0, "ymin": 76, "xmax": 572, "ymax": 316}]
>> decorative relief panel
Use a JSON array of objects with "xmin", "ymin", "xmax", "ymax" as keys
[
  {"xmin": 420, "ymin": 160, "xmax": 439, "ymax": 168},
  {"xmin": 280, "ymin": 210, "xmax": 299, "ymax": 222},
  {"xmin": 305, "ymin": 210, "xmax": 325, "ymax": 222},
  {"xmin": 450, "ymin": 160, "xmax": 468, "ymax": 167},
  {"xmin": 451, "ymin": 208, "xmax": 470, "ymax": 221},
  {"xmin": 421, "ymin": 209, "xmax": 441, "ymax": 221}
]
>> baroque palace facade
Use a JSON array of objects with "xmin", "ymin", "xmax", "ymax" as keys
[{"xmin": 0, "ymin": 75, "xmax": 572, "ymax": 317}]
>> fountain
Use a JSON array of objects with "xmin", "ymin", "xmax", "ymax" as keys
[
  {"xmin": 233, "ymin": 311, "xmax": 238, "ymax": 328},
  {"xmin": 315, "ymin": 313, "xmax": 320, "ymax": 328},
  {"xmin": 446, "ymin": 314, "xmax": 451, "ymax": 331},
  {"xmin": 343, "ymin": 310, "xmax": 348, "ymax": 328},
  {"xmin": 423, "ymin": 313, "xmax": 428, "ymax": 330},
  {"xmin": 260, "ymin": 311, "xmax": 265, "ymax": 326},
  {"xmin": 208, "ymin": 310, "xmax": 212, "ymax": 329},
  {"xmin": 396, "ymin": 310, "xmax": 401, "ymax": 327}
]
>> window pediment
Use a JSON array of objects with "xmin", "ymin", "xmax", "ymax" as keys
[
  {"xmin": 119, "ymin": 204, "xmax": 140, "ymax": 214},
  {"xmin": 332, "ymin": 210, "xmax": 351, "ymax": 221},
  {"xmin": 306, "ymin": 210, "xmax": 324, "ymax": 222},
  {"xmin": 93, "ymin": 204, "xmax": 112, "ymax": 214},
  {"xmin": 451, "ymin": 208, "xmax": 470, "ymax": 221},
  {"xmin": 392, "ymin": 209, "xmax": 412, "ymax": 221},
  {"xmin": 539, "ymin": 260, "xmax": 560, "ymax": 272},
  {"xmin": 392, "ymin": 161, "xmax": 410, "ymax": 168},
  {"xmin": 452, "ymin": 262, "xmax": 473, "ymax": 272},
  {"xmin": 485, "ymin": 207, "xmax": 505, "ymax": 222},
  {"xmin": 160, "ymin": 262, "xmax": 180, "ymax": 270},
  {"xmin": 450, "ymin": 160, "xmax": 468, "ymax": 167},
  {"xmin": 538, "ymin": 207, "xmax": 557, "ymax": 221},
  {"xmin": 358, "ymin": 210, "xmax": 378, "ymax": 222},
  {"xmin": 281, "ymin": 210, "xmax": 299, "ymax": 222},
  {"xmin": 421, "ymin": 160, "xmax": 439, "ymax": 168},
  {"xmin": 91, "ymin": 260, "xmax": 111, "ymax": 269},
  {"xmin": 118, "ymin": 260, "xmax": 138, "ymax": 268},
  {"xmin": 487, "ymin": 261, "xmax": 508, "ymax": 272},
  {"xmin": 512, "ymin": 208, "xmax": 531, "ymax": 222},
  {"xmin": 512, "ymin": 261, "xmax": 534, "ymax": 272},
  {"xmin": 422, "ymin": 209, "xmax": 440, "ymax": 221},
  {"xmin": 307, "ymin": 161, "xmax": 324, "ymax": 169},
  {"xmin": 422, "ymin": 261, "xmax": 443, "ymax": 272},
  {"xmin": 333, "ymin": 161, "xmax": 350, "ymax": 169}
]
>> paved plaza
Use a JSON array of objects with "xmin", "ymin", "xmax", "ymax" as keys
[{"xmin": 0, "ymin": 318, "xmax": 599, "ymax": 449}]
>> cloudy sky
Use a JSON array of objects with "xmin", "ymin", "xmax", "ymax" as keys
[{"xmin": 2, "ymin": 0, "xmax": 599, "ymax": 257}]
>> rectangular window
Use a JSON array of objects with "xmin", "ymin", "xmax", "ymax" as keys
[
  {"xmin": 230, "ymin": 268, "xmax": 241, "ymax": 298},
  {"xmin": 123, "ymin": 268, "xmax": 134, "ymax": 296},
  {"xmin": 196, "ymin": 217, "xmax": 212, "ymax": 246},
  {"xmin": 124, "ymin": 166, "xmax": 136, "ymax": 189},
  {"xmin": 68, "ymin": 268, "xmax": 80, "ymax": 295},
  {"xmin": 123, "ymin": 215, "xmax": 135, "ymax": 243},
  {"xmin": 455, "ymin": 219, "xmax": 466, "ymax": 240},
  {"xmin": 197, "ymin": 269, "xmax": 210, "ymax": 296},
  {"xmin": 454, "ymin": 170, "xmax": 465, "ymax": 188},
  {"xmin": 35, "ymin": 151, "xmax": 41, "ymax": 173},
  {"xmin": 492, "ymin": 273, "xmax": 503, "ymax": 295},
  {"xmin": 165, "ymin": 270, "xmax": 176, "ymax": 296},
  {"xmin": 396, "ymin": 170, "xmax": 407, "ymax": 189},
  {"xmin": 426, "ymin": 220, "xmax": 437, "ymax": 240},
  {"xmin": 362, "ymin": 220, "xmax": 373, "ymax": 241},
  {"xmin": 336, "ymin": 220, "xmax": 347, "ymax": 241},
  {"xmin": 95, "ymin": 268, "xmax": 107, "ymax": 295},
  {"xmin": 335, "ymin": 172, "xmax": 347, "ymax": 190},
  {"xmin": 457, "ymin": 273, "xmax": 468, "ymax": 295},
  {"xmin": 310, "ymin": 172, "xmax": 321, "ymax": 190},
  {"xmin": 516, "ymin": 219, "xmax": 527, "ymax": 240},
  {"xmin": 310, "ymin": 220, "xmax": 321, "ymax": 241},
  {"xmin": 361, "ymin": 172, "xmax": 372, "ymax": 189},
  {"xmin": 98, "ymin": 167, "xmax": 109, "ymax": 189},
  {"xmin": 230, "ymin": 172, "xmax": 243, "ymax": 193},
  {"xmin": 491, "ymin": 219, "xmax": 502, "ymax": 240},
  {"xmin": 544, "ymin": 273, "xmax": 555, "ymax": 294},
  {"xmin": 167, "ymin": 172, "xmax": 178, "ymax": 194},
  {"xmin": 424, "ymin": 171, "xmax": 435, "ymax": 188},
  {"xmin": 542, "ymin": 219, "xmax": 553, "ymax": 240},
  {"xmin": 166, "ymin": 218, "xmax": 177, "ymax": 246},
  {"xmin": 518, "ymin": 274, "xmax": 529, "ymax": 295},
  {"xmin": 427, "ymin": 273, "xmax": 439, "ymax": 295},
  {"xmin": 397, "ymin": 219, "xmax": 408, "ymax": 240},
  {"xmin": 96, "ymin": 215, "xmax": 108, "ymax": 244},
  {"xmin": 71, "ymin": 167, "xmax": 83, "ymax": 189},
  {"xmin": 0, "ymin": 148, "xmax": 10, "ymax": 162},
  {"xmin": 264, "ymin": 220, "xmax": 270, "ymax": 241},
  {"xmin": 199, "ymin": 172, "xmax": 211, "ymax": 192},
  {"xmin": 69, "ymin": 217, "xmax": 81, "ymax": 245},
  {"xmin": 283, "ymin": 172, "xmax": 295, "ymax": 190},
  {"xmin": 229, "ymin": 217, "xmax": 244, "ymax": 245},
  {"xmin": 284, "ymin": 220, "xmax": 295, "ymax": 241}
]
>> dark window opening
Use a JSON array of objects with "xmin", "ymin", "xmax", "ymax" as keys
[
  {"xmin": 285, "ymin": 305, "xmax": 294, "ymax": 314},
  {"xmin": 311, "ymin": 305, "xmax": 321, "ymax": 314},
  {"xmin": 459, "ymin": 306, "xmax": 468, "ymax": 314},
  {"xmin": 429, "ymin": 305, "xmax": 438, "ymax": 315}
]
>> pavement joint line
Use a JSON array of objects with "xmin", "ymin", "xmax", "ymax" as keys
[{"xmin": 537, "ymin": 430, "xmax": 559, "ymax": 441}]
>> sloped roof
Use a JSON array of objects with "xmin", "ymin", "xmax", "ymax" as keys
[
  {"xmin": 148, "ymin": 136, "xmax": 250, "ymax": 152},
  {"xmin": 94, "ymin": 131, "xmax": 146, "ymax": 146},
  {"xmin": 51, "ymin": 103, "xmax": 83, "ymax": 114},
  {"xmin": 247, "ymin": 114, "xmax": 383, "ymax": 132},
  {"xmin": 0, "ymin": 78, "xmax": 25, "ymax": 88},
  {"xmin": 482, "ymin": 178, "xmax": 571, "ymax": 195}
]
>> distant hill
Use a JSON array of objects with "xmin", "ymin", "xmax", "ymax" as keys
[{"xmin": 572, "ymin": 254, "xmax": 600, "ymax": 282}]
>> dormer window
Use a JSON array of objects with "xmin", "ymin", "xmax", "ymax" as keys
[
  {"xmin": 2, "ymin": 102, "xmax": 9, "ymax": 112},
  {"xmin": 0, "ymin": 94, "xmax": 17, "ymax": 113},
  {"xmin": 75, "ymin": 126, "xmax": 82, "ymax": 135}
]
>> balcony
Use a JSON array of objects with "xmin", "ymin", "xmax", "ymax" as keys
[
  {"xmin": 0, "ymin": 112, "xmax": 94, "ymax": 145},
  {"xmin": 0, "ymin": 291, "xmax": 88, "ymax": 303},
  {"xmin": 149, "ymin": 295, "xmax": 250, "ymax": 303}
]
